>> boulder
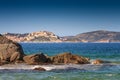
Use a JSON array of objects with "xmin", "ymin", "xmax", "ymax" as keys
[
  {"xmin": 0, "ymin": 35, "xmax": 25, "ymax": 64},
  {"xmin": 23, "ymin": 53, "xmax": 49, "ymax": 65},
  {"xmin": 33, "ymin": 67, "xmax": 46, "ymax": 71},
  {"xmin": 50, "ymin": 52, "xmax": 90, "ymax": 64},
  {"xmin": 91, "ymin": 59, "xmax": 104, "ymax": 64}
]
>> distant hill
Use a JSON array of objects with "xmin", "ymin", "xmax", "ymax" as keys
[
  {"xmin": 62, "ymin": 30, "xmax": 120, "ymax": 43},
  {"xmin": 3, "ymin": 31, "xmax": 61, "ymax": 42},
  {"xmin": 2, "ymin": 30, "xmax": 120, "ymax": 43}
]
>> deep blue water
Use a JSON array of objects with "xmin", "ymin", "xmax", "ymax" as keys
[{"xmin": 20, "ymin": 43, "xmax": 120, "ymax": 62}]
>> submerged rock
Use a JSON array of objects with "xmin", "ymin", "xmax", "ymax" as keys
[
  {"xmin": 23, "ymin": 53, "xmax": 49, "ymax": 65},
  {"xmin": 50, "ymin": 52, "xmax": 90, "ymax": 64},
  {"xmin": 0, "ymin": 35, "xmax": 25, "ymax": 64},
  {"xmin": 33, "ymin": 67, "xmax": 46, "ymax": 71}
]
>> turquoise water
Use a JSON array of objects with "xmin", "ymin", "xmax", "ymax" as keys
[
  {"xmin": 0, "ymin": 43, "xmax": 120, "ymax": 80},
  {"xmin": 21, "ymin": 43, "xmax": 120, "ymax": 62},
  {"xmin": 0, "ymin": 71, "xmax": 120, "ymax": 80}
]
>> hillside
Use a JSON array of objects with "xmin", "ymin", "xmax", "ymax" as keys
[
  {"xmin": 3, "ymin": 30, "xmax": 120, "ymax": 43},
  {"xmin": 62, "ymin": 30, "xmax": 120, "ymax": 42},
  {"xmin": 3, "ymin": 31, "xmax": 61, "ymax": 42}
]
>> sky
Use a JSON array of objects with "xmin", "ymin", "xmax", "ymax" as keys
[{"xmin": 0, "ymin": 0, "xmax": 120, "ymax": 36}]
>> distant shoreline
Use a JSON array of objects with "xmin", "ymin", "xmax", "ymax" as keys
[{"xmin": 3, "ymin": 30, "xmax": 120, "ymax": 43}]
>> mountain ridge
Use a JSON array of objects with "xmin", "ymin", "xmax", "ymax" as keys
[
  {"xmin": 62, "ymin": 30, "xmax": 120, "ymax": 42},
  {"xmin": 2, "ymin": 30, "xmax": 120, "ymax": 43}
]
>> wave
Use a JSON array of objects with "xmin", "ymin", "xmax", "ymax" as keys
[{"xmin": 0, "ymin": 63, "xmax": 120, "ymax": 73}]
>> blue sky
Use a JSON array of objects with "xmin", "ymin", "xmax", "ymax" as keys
[{"xmin": 0, "ymin": 0, "xmax": 120, "ymax": 36}]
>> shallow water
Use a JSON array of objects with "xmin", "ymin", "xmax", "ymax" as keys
[
  {"xmin": 0, "ymin": 63, "xmax": 120, "ymax": 80},
  {"xmin": 1, "ymin": 72, "xmax": 120, "ymax": 80}
]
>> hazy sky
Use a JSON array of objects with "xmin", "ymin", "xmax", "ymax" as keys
[{"xmin": 0, "ymin": 0, "xmax": 120, "ymax": 36}]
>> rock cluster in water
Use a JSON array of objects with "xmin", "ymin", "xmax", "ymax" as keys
[
  {"xmin": 23, "ymin": 52, "xmax": 90, "ymax": 65},
  {"xmin": 50, "ymin": 52, "xmax": 90, "ymax": 64},
  {"xmin": 0, "ymin": 35, "xmax": 107, "ymax": 67},
  {"xmin": 0, "ymin": 35, "xmax": 90, "ymax": 65}
]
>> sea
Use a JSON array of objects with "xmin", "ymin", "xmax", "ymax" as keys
[{"xmin": 0, "ymin": 43, "xmax": 120, "ymax": 80}]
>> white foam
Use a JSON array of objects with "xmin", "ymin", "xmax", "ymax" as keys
[{"xmin": 0, "ymin": 63, "xmax": 119, "ymax": 72}]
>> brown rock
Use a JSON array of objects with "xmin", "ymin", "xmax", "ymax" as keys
[
  {"xmin": 10, "ymin": 52, "xmax": 20, "ymax": 62},
  {"xmin": 0, "ymin": 34, "xmax": 13, "ymax": 44},
  {"xmin": 0, "ymin": 35, "xmax": 25, "ymax": 64},
  {"xmin": 91, "ymin": 59, "xmax": 104, "ymax": 64},
  {"xmin": 50, "ymin": 52, "xmax": 90, "ymax": 64},
  {"xmin": 23, "ymin": 53, "xmax": 49, "ymax": 65},
  {"xmin": 33, "ymin": 67, "xmax": 46, "ymax": 71},
  {"xmin": 0, "ymin": 59, "xmax": 9, "ymax": 65}
]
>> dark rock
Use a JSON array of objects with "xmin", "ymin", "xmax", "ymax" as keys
[
  {"xmin": 33, "ymin": 67, "xmax": 46, "ymax": 71},
  {"xmin": 0, "ymin": 35, "xmax": 25, "ymax": 64},
  {"xmin": 50, "ymin": 52, "xmax": 90, "ymax": 64},
  {"xmin": 23, "ymin": 53, "xmax": 49, "ymax": 65}
]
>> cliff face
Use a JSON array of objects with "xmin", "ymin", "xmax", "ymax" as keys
[
  {"xmin": 3, "ymin": 31, "xmax": 61, "ymax": 42},
  {"xmin": 62, "ymin": 30, "xmax": 120, "ymax": 43}
]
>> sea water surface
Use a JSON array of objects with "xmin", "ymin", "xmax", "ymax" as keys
[{"xmin": 0, "ymin": 43, "xmax": 120, "ymax": 80}]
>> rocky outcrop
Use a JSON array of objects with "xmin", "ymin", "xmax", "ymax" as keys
[
  {"xmin": 23, "ymin": 52, "xmax": 90, "ymax": 65},
  {"xmin": 50, "ymin": 52, "xmax": 90, "ymax": 64},
  {"xmin": 23, "ymin": 53, "xmax": 50, "ymax": 65},
  {"xmin": 0, "ymin": 35, "xmax": 25, "ymax": 64}
]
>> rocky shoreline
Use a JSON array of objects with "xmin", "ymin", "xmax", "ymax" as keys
[{"xmin": 0, "ymin": 34, "xmax": 110, "ymax": 71}]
